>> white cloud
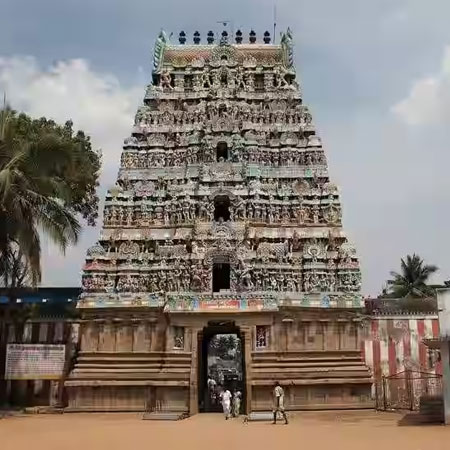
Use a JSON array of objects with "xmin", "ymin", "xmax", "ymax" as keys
[
  {"xmin": 0, "ymin": 56, "xmax": 142, "ymax": 174},
  {"xmin": 392, "ymin": 46, "xmax": 450, "ymax": 125},
  {"xmin": 0, "ymin": 56, "xmax": 142, "ymax": 286}
]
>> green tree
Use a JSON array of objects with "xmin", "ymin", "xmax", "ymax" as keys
[
  {"xmin": 387, "ymin": 254, "xmax": 438, "ymax": 298},
  {"xmin": 210, "ymin": 335, "xmax": 239, "ymax": 359},
  {"xmin": 0, "ymin": 108, "xmax": 101, "ymax": 286},
  {"xmin": 0, "ymin": 244, "xmax": 29, "ymax": 288}
]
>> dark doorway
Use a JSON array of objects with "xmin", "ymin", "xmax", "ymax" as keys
[
  {"xmin": 214, "ymin": 195, "xmax": 230, "ymax": 221},
  {"xmin": 198, "ymin": 324, "xmax": 245, "ymax": 413},
  {"xmin": 216, "ymin": 142, "xmax": 228, "ymax": 161},
  {"xmin": 213, "ymin": 262, "xmax": 230, "ymax": 292}
]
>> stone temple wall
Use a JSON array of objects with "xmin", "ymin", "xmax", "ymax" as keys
[{"xmin": 1, "ymin": 315, "xmax": 440, "ymax": 410}]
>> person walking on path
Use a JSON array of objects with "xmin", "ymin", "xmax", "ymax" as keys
[
  {"xmin": 219, "ymin": 386, "xmax": 232, "ymax": 420},
  {"xmin": 232, "ymin": 390, "xmax": 242, "ymax": 418},
  {"xmin": 272, "ymin": 381, "xmax": 288, "ymax": 424}
]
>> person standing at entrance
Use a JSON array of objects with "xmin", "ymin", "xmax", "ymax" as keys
[
  {"xmin": 207, "ymin": 375, "xmax": 217, "ymax": 408},
  {"xmin": 272, "ymin": 381, "xmax": 288, "ymax": 424},
  {"xmin": 219, "ymin": 385, "xmax": 232, "ymax": 420},
  {"xmin": 232, "ymin": 389, "xmax": 242, "ymax": 417}
]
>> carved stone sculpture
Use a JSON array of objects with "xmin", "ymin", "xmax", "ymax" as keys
[{"xmin": 81, "ymin": 27, "xmax": 362, "ymax": 305}]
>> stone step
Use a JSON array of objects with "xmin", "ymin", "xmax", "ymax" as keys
[
  {"xmin": 251, "ymin": 351, "xmax": 362, "ymax": 358},
  {"xmin": 252, "ymin": 361, "xmax": 367, "ymax": 368},
  {"xmin": 65, "ymin": 379, "xmax": 190, "ymax": 387},
  {"xmin": 252, "ymin": 371, "xmax": 371, "ymax": 379},
  {"xmin": 76, "ymin": 361, "xmax": 191, "ymax": 368},
  {"xmin": 245, "ymin": 412, "xmax": 274, "ymax": 422},
  {"xmin": 254, "ymin": 401, "xmax": 375, "ymax": 411},
  {"xmin": 68, "ymin": 372, "xmax": 190, "ymax": 380},
  {"xmin": 78, "ymin": 351, "xmax": 191, "ymax": 357},
  {"xmin": 72, "ymin": 367, "xmax": 190, "ymax": 373},
  {"xmin": 77, "ymin": 356, "xmax": 192, "ymax": 363},
  {"xmin": 252, "ymin": 359, "xmax": 365, "ymax": 365},
  {"xmin": 252, "ymin": 366, "xmax": 370, "ymax": 374},
  {"xmin": 252, "ymin": 377, "xmax": 372, "ymax": 386},
  {"xmin": 399, "ymin": 412, "xmax": 444, "ymax": 425},
  {"xmin": 252, "ymin": 353, "xmax": 363, "ymax": 359},
  {"xmin": 142, "ymin": 412, "xmax": 188, "ymax": 421}
]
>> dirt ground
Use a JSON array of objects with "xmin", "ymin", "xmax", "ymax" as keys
[{"xmin": 1, "ymin": 410, "xmax": 449, "ymax": 450}]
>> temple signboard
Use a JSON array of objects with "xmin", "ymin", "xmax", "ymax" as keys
[
  {"xmin": 165, "ymin": 294, "xmax": 279, "ymax": 312},
  {"xmin": 5, "ymin": 344, "xmax": 66, "ymax": 380}
]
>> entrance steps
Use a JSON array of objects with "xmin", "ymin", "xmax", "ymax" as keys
[
  {"xmin": 251, "ymin": 350, "xmax": 372, "ymax": 385},
  {"xmin": 399, "ymin": 395, "xmax": 445, "ymax": 425},
  {"xmin": 245, "ymin": 412, "xmax": 274, "ymax": 422},
  {"xmin": 142, "ymin": 411, "xmax": 189, "ymax": 421},
  {"xmin": 66, "ymin": 351, "xmax": 192, "ymax": 386}
]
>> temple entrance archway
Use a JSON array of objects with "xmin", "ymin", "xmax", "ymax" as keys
[{"xmin": 198, "ymin": 323, "xmax": 246, "ymax": 413}]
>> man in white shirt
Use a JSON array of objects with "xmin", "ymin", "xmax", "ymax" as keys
[{"xmin": 219, "ymin": 386, "xmax": 232, "ymax": 420}]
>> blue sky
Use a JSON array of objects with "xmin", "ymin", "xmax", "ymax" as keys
[{"xmin": 1, "ymin": 0, "xmax": 450, "ymax": 295}]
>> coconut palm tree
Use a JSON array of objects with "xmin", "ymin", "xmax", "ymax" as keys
[
  {"xmin": 387, "ymin": 254, "xmax": 438, "ymax": 298},
  {"xmin": 0, "ymin": 244, "xmax": 29, "ymax": 288},
  {"xmin": 0, "ymin": 107, "xmax": 82, "ymax": 286}
]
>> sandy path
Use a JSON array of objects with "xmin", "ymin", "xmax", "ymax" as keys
[{"xmin": 1, "ymin": 411, "xmax": 449, "ymax": 450}]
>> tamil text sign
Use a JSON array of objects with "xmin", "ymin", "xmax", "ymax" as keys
[
  {"xmin": 166, "ymin": 294, "xmax": 279, "ymax": 312},
  {"xmin": 5, "ymin": 344, "xmax": 66, "ymax": 380}
]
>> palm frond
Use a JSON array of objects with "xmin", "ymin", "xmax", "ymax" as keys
[{"xmin": 386, "ymin": 253, "xmax": 439, "ymax": 298}]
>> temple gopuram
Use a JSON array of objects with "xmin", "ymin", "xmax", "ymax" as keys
[{"xmin": 66, "ymin": 29, "xmax": 373, "ymax": 414}]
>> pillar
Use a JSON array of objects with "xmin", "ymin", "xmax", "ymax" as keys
[
  {"xmin": 189, "ymin": 327, "xmax": 201, "ymax": 415},
  {"xmin": 241, "ymin": 326, "xmax": 252, "ymax": 414},
  {"xmin": 437, "ymin": 288, "xmax": 450, "ymax": 425},
  {"xmin": 441, "ymin": 342, "xmax": 450, "ymax": 425}
]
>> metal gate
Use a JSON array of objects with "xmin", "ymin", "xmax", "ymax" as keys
[{"xmin": 376, "ymin": 370, "xmax": 442, "ymax": 411}]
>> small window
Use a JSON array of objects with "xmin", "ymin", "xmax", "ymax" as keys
[
  {"xmin": 213, "ymin": 262, "xmax": 230, "ymax": 292},
  {"xmin": 216, "ymin": 142, "xmax": 228, "ymax": 161},
  {"xmin": 173, "ymin": 326, "xmax": 185, "ymax": 349},
  {"xmin": 254, "ymin": 74, "xmax": 264, "ymax": 92},
  {"xmin": 214, "ymin": 195, "xmax": 230, "ymax": 221},
  {"xmin": 256, "ymin": 325, "xmax": 269, "ymax": 348},
  {"xmin": 184, "ymin": 75, "xmax": 193, "ymax": 91}
]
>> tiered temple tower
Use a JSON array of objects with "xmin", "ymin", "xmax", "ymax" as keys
[{"xmin": 66, "ymin": 29, "xmax": 372, "ymax": 414}]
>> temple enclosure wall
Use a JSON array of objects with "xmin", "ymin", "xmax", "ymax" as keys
[{"xmin": 0, "ymin": 314, "xmax": 440, "ymax": 412}]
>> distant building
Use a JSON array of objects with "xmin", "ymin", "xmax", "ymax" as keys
[{"xmin": 0, "ymin": 287, "xmax": 80, "ymax": 306}]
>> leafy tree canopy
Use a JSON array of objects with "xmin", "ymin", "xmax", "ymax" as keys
[
  {"xmin": 0, "ymin": 108, "xmax": 101, "ymax": 286},
  {"xmin": 2, "ymin": 110, "xmax": 101, "ymax": 224}
]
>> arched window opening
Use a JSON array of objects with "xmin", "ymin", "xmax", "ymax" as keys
[
  {"xmin": 213, "ymin": 262, "xmax": 231, "ymax": 292},
  {"xmin": 216, "ymin": 141, "xmax": 228, "ymax": 161},
  {"xmin": 214, "ymin": 195, "xmax": 230, "ymax": 222}
]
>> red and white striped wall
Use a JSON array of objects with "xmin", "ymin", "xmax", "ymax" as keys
[{"xmin": 364, "ymin": 315, "xmax": 441, "ymax": 379}]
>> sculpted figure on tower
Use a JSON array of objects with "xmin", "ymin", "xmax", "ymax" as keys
[{"xmin": 80, "ymin": 28, "xmax": 362, "ymax": 310}]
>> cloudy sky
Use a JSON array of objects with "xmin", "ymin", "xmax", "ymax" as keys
[{"xmin": 1, "ymin": 0, "xmax": 449, "ymax": 295}]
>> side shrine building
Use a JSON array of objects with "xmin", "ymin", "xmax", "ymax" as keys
[{"xmin": 66, "ymin": 29, "xmax": 373, "ymax": 414}]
